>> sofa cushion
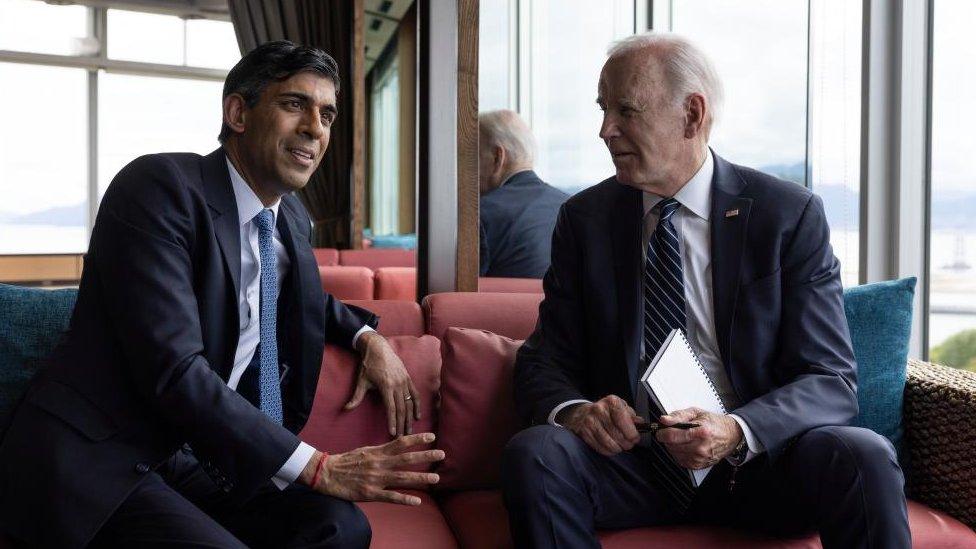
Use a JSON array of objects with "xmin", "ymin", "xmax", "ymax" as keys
[
  {"xmin": 347, "ymin": 299, "xmax": 424, "ymax": 337},
  {"xmin": 438, "ymin": 490, "xmax": 976, "ymax": 548},
  {"xmin": 0, "ymin": 284, "xmax": 77, "ymax": 429},
  {"xmin": 375, "ymin": 267, "xmax": 417, "ymax": 301},
  {"xmin": 340, "ymin": 249, "xmax": 417, "ymax": 270},
  {"xmin": 423, "ymin": 292, "xmax": 543, "ymax": 340},
  {"xmin": 478, "ymin": 277, "xmax": 543, "ymax": 294},
  {"xmin": 319, "ymin": 266, "xmax": 374, "ymax": 301},
  {"xmin": 300, "ymin": 336, "xmax": 441, "ymax": 471},
  {"xmin": 358, "ymin": 490, "xmax": 458, "ymax": 548},
  {"xmin": 843, "ymin": 277, "xmax": 916, "ymax": 452},
  {"xmin": 436, "ymin": 328, "xmax": 523, "ymax": 490}
]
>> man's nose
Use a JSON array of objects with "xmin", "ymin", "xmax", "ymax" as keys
[
  {"xmin": 301, "ymin": 111, "xmax": 326, "ymax": 140},
  {"xmin": 599, "ymin": 113, "xmax": 620, "ymax": 140}
]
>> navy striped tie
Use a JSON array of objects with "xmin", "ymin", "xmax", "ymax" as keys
[{"xmin": 641, "ymin": 197, "xmax": 696, "ymax": 510}]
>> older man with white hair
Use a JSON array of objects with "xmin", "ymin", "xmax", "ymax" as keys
[
  {"xmin": 501, "ymin": 32, "xmax": 910, "ymax": 548},
  {"xmin": 478, "ymin": 109, "xmax": 568, "ymax": 278}
]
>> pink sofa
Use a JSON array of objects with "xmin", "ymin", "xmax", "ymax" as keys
[
  {"xmin": 318, "ymin": 266, "xmax": 374, "ymax": 301},
  {"xmin": 298, "ymin": 293, "xmax": 976, "ymax": 547},
  {"xmin": 339, "ymin": 249, "xmax": 417, "ymax": 270}
]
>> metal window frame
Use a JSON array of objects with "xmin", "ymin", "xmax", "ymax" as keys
[{"xmin": 0, "ymin": 4, "xmax": 229, "ymax": 252}]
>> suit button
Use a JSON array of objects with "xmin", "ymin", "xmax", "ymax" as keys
[{"xmin": 134, "ymin": 462, "xmax": 151, "ymax": 474}]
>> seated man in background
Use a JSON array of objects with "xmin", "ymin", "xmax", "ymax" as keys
[
  {"xmin": 479, "ymin": 109, "xmax": 569, "ymax": 279},
  {"xmin": 0, "ymin": 41, "xmax": 443, "ymax": 548},
  {"xmin": 502, "ymin": 32, "xmax": 910, "ymax": 548}
]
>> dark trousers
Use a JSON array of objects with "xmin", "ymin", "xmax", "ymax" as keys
[
  {"xmin": 89, "ymin": 448, "xmax": 371, "ymax": 548},
  {"xmin": 501, "ymin": 425, "xmax": 911, "ymax": 549}
]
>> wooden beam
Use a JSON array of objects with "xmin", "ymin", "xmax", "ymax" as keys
[
  {"xmin": 398, "ymin": 3, "xmax": 417, "ymax": 235},
  {"xmin": 351, "ymin": 0, "xmax": 367, "ymax": 249},
  {"xmin": 455, "ymin": 0, "xmax": 479, "ymax": 292}
]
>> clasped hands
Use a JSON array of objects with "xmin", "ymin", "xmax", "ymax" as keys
[{"xmin": 558, "ymin": 395, "xmax": 743, "ymax": 469}]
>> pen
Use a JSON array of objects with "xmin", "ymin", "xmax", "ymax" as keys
[{"xmin": 634, "ymin": 421, "xmax": 700, "ymax": 433}]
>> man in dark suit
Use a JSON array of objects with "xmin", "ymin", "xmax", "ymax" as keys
[
  {"xmin": 479, "ymin": 109, "xmax": 568, "ymax": 279},
  {"xmin": 501, "ymin": 32, "xmax": 910, "ymax": 548},
  {"xmin": 0, "ymin": 41, "xmax": 443, "ymax": 548}
]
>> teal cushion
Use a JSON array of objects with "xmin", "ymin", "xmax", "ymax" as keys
[
  {"xmin": 0, "ymin": 283, "xmax": 77, "ymax": 429},
  {"xmin": 843, "ymin": 277, "xmax": 916, "ymax": 453}
]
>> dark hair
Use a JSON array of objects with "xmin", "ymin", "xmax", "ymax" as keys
[{"xmin": 218, "ymin": 40, "xmax": 341, "ymax": 143}]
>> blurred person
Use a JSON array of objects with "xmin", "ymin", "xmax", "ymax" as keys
[
  {"xmin": 0, "ymin": 41, "xmax": 443, "ymax": 548},
  {"xmin": 479, "ymin": 109, "xmax": 568, "ymax": 279},
  {"xmin": 501, "ymin": 32, "xmax": 910, "ymax": 548}
]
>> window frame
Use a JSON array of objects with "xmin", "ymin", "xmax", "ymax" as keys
[{"xmin": 0, "ymin": 5, "xmax": 231, "ymax": 249}]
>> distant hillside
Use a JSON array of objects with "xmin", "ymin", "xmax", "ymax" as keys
[{"xmin": 1, "ymin": 203, "xmax": 85, "ymax": 226}]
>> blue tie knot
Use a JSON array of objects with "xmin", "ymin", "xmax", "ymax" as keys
[
  {"xmin": 659, "ymin": 198, "xmax": 681, "ymax": 221},
  {"xmin": 254, "ymin": 208, "xmax": 274, "ymax": 233}
]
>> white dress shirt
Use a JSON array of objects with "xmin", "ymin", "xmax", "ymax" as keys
[
  {"xmin": 548, "ymin": 150, "xmax": 764, "ymax": 464},
  {"xmin": 226, "ymin": 158, "xmax": 372, "ymax": 488}
]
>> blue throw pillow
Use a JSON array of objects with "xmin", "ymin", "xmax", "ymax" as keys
[
  {"xmin": 843, "ymin": 277, "xmax": 916, "ymax": 454},
  {"xmin": 0, "ymin": 283, "xmax": 78, "ymax": 429}
]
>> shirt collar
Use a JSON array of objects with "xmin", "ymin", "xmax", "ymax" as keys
[
  {"xmin": 226, "ymin": 156, "xmax": 281, "ymax": 227},
  {"xmin": 642, "ymin": 148, "xmax": 713, "ymax": 221}
]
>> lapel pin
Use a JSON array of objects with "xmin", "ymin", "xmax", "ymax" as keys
[{"xmin": 725, "ymin": 209, "xmax": 739, "ymax": 218}]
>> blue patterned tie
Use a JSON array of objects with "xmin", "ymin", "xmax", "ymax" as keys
[
  {"xmin": 254, "ymin": 209, "xmax": 283, "ymax": 424},
  {"xmin": 641, "ymin": 197, "xmax": 695, "ymax": 509}
]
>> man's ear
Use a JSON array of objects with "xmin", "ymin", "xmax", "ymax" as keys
[
  {"xmin": 223, "ymin": 93, "xmax": 248, "ymax": 137},
  {"xmin": 493, "ymin": 145, "xmax": 507, "ymax": 176},
  {"xmin": 684, "ymin": 93, "xmax": 707, "ymax": 139}
]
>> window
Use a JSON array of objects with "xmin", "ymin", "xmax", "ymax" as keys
[
  {"xmin": 478, "ymin": 0, "xmax": 514, "ymax": 112},
  {"xmin": 0, "ymin": 3, "xmax": 239, "ymax": 255},
  {"xmin": 369, "ymin": 56, "xmax": 400, "ymax": 236},
  {"xmin": 666, "ymin": 0, "xmax": 861, "ymax": 286},
  {"xmin": 928, "ymin": 0, "xmax": 976, "ymax": 370}
]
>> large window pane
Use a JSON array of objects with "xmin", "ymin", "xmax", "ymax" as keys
[
  {"xmin": 479, "ymin": 0, "xmax": 513, "ymax": 111},
  {"xmin": 670, "ymin": 0, "xmax": 808, "ymax": 177},
  {"xmin": 0, "ymin": 0, "xmax": 90, "ymax": 57},
  {"xmin": 527, "ymin": 0, "xmax": 635, "ymax": 195},
  {"xmin": 809, "ymin": 0, "xmax": 861, "ymax": 287},
  {"xmin": 98, "ymin": 73, "xmax": 223, "ymax": 197},
  {"xmin": 0, "ymin": 63, "xmax": 88, "ymax": 254},
  {"xmin": 107, "ymin": 9, "xmax": 184, "ymax": 65},
  {"xmin": 928, "ymin": 0, "xmax": 976, "ymax": 370},
  {"xmin": 370, "ymin": 58, "xmax": 400, "ymax": 236},
  {"xmin": 186, "ymin": 18, "xmax": 241, "ymax": 70}
]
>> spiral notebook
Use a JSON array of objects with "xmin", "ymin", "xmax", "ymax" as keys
[{"xmin": 640, "ymin": 328, "xmax": 725, "ymax": 487}]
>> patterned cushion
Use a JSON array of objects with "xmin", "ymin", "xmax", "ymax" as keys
[
  {"xmin": 0, "ymin": 284, "xmax": 77, "ymax": 429},
  {"xmin": 844, "ymin": 277, "xmax": 916, "ymax": 453}
]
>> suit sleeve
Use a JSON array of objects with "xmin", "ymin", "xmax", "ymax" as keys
[
  {"xmin": 731, "ymin": 194, "xmax": 858, "ymax": 458},
  {"xmin": 513, "ymin": 204, "xmax": 590, "ymax": 425},
  {"xmin": 479, "ymin": 219, "xmax": 491, "ymax": 277},
  {"xmin": 91, "ymin": 155, "xmax": 298, "ymax": 496}
]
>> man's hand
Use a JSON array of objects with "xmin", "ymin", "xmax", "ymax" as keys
[
  {"xmin": 655, "ymin": 407, "xmax": 743, "ymax": 469},
  {"xmin": 300, "ymin": 433, "xmax": 445, "ymax": 506},
  {"xmin": 558, "ymin": 395, "xmax": 642, "ymax": 456},
  {"xmin": 346, "ymin": 331, "xmax": 420, "ymax": 436}
]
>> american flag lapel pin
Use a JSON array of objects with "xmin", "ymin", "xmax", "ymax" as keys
[{"xmin": 725, "ymin": 209, "xmax": 739, "ymax": 218}]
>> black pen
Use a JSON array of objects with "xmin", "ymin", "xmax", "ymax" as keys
[{"xmin": 634, "ymin": 421, "xmax": 700, "ymax": 433}]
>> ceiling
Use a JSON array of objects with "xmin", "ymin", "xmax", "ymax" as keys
[{"xmin": 364, "ymin": 0, "xmax": 413, "ymax": 75}]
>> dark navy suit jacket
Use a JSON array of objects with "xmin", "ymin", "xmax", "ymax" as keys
[
  {"xmin": 479, "ymin": 170, "xmax": 569, "ymax": 278},
  {"xmin": 513, "ymin": 152, "xmax": 858, "ymax": 459},
  {"xmin": 0, "ymin": 149, "xmax": 376, "ymax": 547}
]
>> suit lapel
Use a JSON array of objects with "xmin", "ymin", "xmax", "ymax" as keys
[
  {"xmin": 611, "ymin": 182, "xmax": 644, "ymax": 403},
  {"xmin": 709, "ymin": 153, "xmax": 752, "ymax": 378},
  {"xmin": 201, "ymin": 149, "xmax": 241, "ymax": 381}
]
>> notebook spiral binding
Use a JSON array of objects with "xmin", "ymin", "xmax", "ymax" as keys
[{"xmin": 676, "ymin": 330, "xmax": 726, "ymax": 413}]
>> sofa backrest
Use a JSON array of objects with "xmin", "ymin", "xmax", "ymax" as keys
[
  {"xmin": 478, "ymin": 277, "xmax": 543, "ymax": 294},
  {"xmin": 347, "ymin": 299, "xmax": 424, "ymax": 337},
  {"xmin": 422, "ymin": 292, "xmax": 543, "ymax": 340},
  {"xmin": 319, "ymin": 265, "xmax": 374, "ymax": 301},
  {"xmin": 339, "ymin": 249, "xmax": 417, "ymax": 270},
  {"xmin": 375, "ymin": 267, "xmax": 417, "ymax": 301},
  {"xmin": 312, "ymin": 248, "xmax": 339, "ymax": 266}
]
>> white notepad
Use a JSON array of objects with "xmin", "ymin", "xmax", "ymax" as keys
[{"xmin": 640, "ymin": 328, "xmax": 726, "ymax": 487}]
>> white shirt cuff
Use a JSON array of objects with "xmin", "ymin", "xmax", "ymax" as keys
[
  {"xmin": 352, "ymin": 325, "xmax": 375, "ymax": 349},
  {"xmin": 727, "ymin": 413, "xmax": 765, "ymax": 465},
  {"xmin": 272, "ymin": 441, "xmax": 316, "ymax": 490},
  {"xmin": 548, "ymin": 399, "xmax": 591, "ymax": 426}
]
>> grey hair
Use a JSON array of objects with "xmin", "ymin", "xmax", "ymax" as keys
[
  {"xmin": 479, "ymin": 109, "xmax": 535, "ymax": 165},
  {"xmin": 607, "ymin": 32, "xmax": 724, "ymax": 129}
]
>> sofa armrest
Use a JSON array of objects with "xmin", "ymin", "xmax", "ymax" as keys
[{"xmin": 904, "ymin": 358, "xmax": 976, "ymax": 528}]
